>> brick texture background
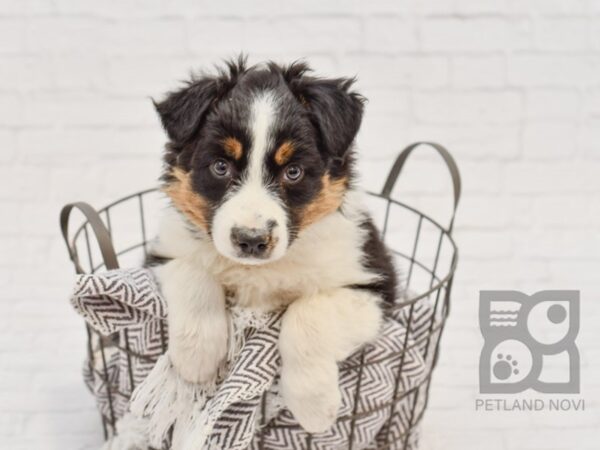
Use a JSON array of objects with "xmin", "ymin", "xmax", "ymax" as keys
[{"xmin": 1, "ymin": 1, "xmax": 599, "ymax": 449}]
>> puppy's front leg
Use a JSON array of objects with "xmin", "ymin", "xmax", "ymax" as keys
[
  {"xmin": 279, "ymin": 288, "xmax": 383, "ymax": 433},
  {"xmin": 157, "ymin": 257, "xmax": 228, "ymax": 384}
]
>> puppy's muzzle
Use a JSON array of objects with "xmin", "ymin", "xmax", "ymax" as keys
[{"xmin": 231, "ymin": 226, "xmax": 275, "ymax": 258}]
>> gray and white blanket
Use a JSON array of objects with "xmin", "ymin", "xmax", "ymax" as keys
[{"xmin": 71, "ymin": 268, "xmax": 435, "ymax": 450}]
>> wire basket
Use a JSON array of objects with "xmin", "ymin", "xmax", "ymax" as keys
[{"xmin": 60, "ymin": 142, "xmax": 460, "ymax": 449}]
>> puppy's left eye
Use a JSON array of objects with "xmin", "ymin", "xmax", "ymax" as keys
[
  {"xmin": 211, "ymin": 159, "xmax": 231, "ymax": 178},
  {"xmin": 283, "ymin": 164, "xmax": 304, "ymax": 183}
]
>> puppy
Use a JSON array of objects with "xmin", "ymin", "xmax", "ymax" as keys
[{"xmin": 148, "ymin": 57, "xmax": 397, "ymax": 433}]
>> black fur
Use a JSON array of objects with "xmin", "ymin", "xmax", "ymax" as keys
[
  {"xmin": 155, "ymin": 56, "xmax": 248, "ymax": 147},
  {"xmin": 275, "ymin": 62, "xmax": 365, "ymax": 178},
  {"xmin": 349, "ymin": 219, "xmax": 398, "ymax": 305}
]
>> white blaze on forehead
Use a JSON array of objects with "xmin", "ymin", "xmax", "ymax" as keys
[
  {"xmin": 210, "ymin": 90, "xmax": 289, "ymax": 264},
  {"xmin": 246, "ymin": 92, "xmax": 277, "ymax": 185}
]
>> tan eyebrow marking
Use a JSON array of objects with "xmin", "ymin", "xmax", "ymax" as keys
[
  {"xmin": 274, "ymin": 141, "xmax": 295, "ymax": 166},
  {"xmin": 223, "ymin": 137, "xmax": 243, "ymax": 160}
]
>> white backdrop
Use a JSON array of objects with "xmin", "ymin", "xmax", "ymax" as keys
[{"xmin": 1, "ymin": 1, "xmax": 599, "ymax": 449}]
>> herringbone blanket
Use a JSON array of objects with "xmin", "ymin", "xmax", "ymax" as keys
[{"xmin": 71, "ymin": 268, "xmax": 434, "ymax": 449}]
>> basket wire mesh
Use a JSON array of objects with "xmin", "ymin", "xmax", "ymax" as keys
[{"xmin": 60, "ymin": 142, "xmax": 460, "ymax": 449}]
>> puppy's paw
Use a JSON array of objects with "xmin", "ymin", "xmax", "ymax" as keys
[
  {"xmin": 281, "ymin": 360, "xmax": 341, "ymax": 433},
  {"xmin": 170, "ymin": 340, "xmax": 225, "ymax": 385},
  {"xmin": 169, "ymin": 316, "xmax": 228, "ymax": 385}
]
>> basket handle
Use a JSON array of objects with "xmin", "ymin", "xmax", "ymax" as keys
[
  {"xmin": 60, "ymin": 202, "xmax": 119, "ymax": 273},
  {"xmin": 380, "ymin": 142, "xmax": 461, "ymax": 232}
]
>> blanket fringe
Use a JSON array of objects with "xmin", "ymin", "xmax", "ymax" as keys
[
  {"xmin": 129, "ymin": 353, "xmax": 215, "ymax": 448},
  {"xmin": 121, "ymin": 306, "xmax": 272, "ymax": 449}
]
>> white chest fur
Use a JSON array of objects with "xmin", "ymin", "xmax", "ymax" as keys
[{"xmin": 152, "ymin": 196, "xmax": 378, "ymax": 311}]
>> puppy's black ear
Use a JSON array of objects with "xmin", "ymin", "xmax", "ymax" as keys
[
  {"xmin": 154, "ymin": 56, "xmax": 247, "ymax": 145},
  {"xmin": 302, "ymin": 78, "xmax": 365, "ymax": 160},
  {"xmin": 154, "ymin": 78, "xmax": 219, "ymax": 144},
  {"xmin": 281, "ymin": 62, "xmax": 365, "ymax": 161}
]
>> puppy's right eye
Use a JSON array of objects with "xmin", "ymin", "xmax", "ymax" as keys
[
  {"xmin": 283, "ymin": 164, "xmax": 304, "ymax": 184},
  {"xmin": 211, "ymin": 159, "xmax": 231, "ymax": 178}
]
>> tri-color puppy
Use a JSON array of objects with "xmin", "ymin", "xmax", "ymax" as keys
[{"xmin": 149, "ymin": 58, "xmax": 397, "ymax": 433}]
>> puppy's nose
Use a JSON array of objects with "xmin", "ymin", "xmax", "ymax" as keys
[{"xmin": 231, "ymin": 227, "xmax": 270, "ymax": 257}]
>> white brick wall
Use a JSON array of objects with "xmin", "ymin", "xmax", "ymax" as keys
[{"xmin": 1, "ymin": 1, "xmax": 598, "ymax": 449}]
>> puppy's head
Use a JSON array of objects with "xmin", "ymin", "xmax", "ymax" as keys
[{"xmin": 156, "ymin": 57, "xmax": 364, "ymax": 265}]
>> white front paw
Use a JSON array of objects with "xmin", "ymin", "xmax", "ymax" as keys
[
  {"xmin": 281, "ymin": 360, "xmax": 341, "ymax": 433},
  {"xmin": 170, "ymin": 328, "xmax": 228, "ymax": 384},
  {"xmin": 158, "ymin": 258, "xmax": 229, "ymax": 385}
]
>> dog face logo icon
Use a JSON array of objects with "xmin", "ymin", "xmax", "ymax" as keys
[{"xmin": 479, "ymin": 290, "xmax": 580, "ymax": 394}]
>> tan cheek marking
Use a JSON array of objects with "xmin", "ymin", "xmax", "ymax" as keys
[
  {"xmin": 274, "ymin": 141, "xmax": 295, "ymax": 166},
  {"xmin": 299, "ymin": 174, "xmax": 348, "ymax": 229},
  {"xmin": 162, "ymin": 167, "xmax": 209, "ymax": 232},
  {"xmin": 223, "ymin": 137, "xmax": 243, "ymax": 160}
]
